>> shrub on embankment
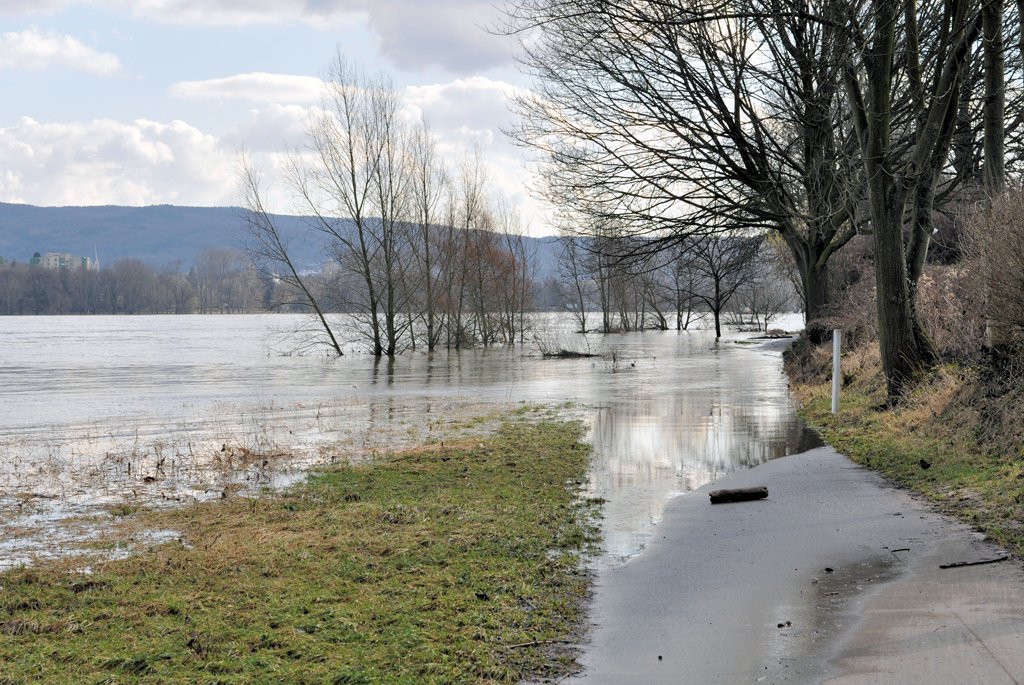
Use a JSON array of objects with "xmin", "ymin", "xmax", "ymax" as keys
[{"xmin": 785, "ymin": 191, "xmax": 1024, "ymax": 557}]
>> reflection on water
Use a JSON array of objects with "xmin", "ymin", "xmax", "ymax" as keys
[
  {"xmin": 586, "ymin": 338, "xmax": 823, "ymax": 563},
  {"xmin": 0, "ymin": 313, "xmax": 815, "ymax": 567}
]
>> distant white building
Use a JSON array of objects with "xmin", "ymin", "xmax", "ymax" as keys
[{"xmin": 31, "ymin": 252, "xmax": 99, "ymax": 271}]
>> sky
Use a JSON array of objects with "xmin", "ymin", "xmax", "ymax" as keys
[{"xmin": 0, "ymin": 1, "xmax": 553, "ymax": 233}]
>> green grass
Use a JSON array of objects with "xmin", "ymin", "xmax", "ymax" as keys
[
  {"xmin": 793, "ymin": 362, "xmax": 1024, "ymax": 557},
  {"xmin": 0, "ymin": 418, "xmax": 599, "ymax": 684}
]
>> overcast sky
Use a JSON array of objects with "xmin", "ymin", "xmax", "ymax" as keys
[{"xmin": 0, "ymin": 1, "xmax": 552, "ymax": 233}]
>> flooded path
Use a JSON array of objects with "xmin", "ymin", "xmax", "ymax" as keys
[
  {"xmin": 567, "ymin": 445, "xmax": 1024, "ymax": 684},
  {"xmin": 0, "ymin": 313, "xmax": 812, "ymax": 567}
]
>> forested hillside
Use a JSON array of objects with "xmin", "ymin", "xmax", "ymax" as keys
[{"xmin": 0, "ymin": 203, "xmax": 326, "ymax": 270}]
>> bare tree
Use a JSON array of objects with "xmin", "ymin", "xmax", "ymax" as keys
[
  {"xmin": 681, "ymin": 233, "xmax": 764, "ymax": 339},
  {"xmin": 159, "ymin": 263, "xmax": 195, "ymax": 315},
  {"xmin": 444, "ymin": 149, "xmax": 491, "ymax": 348},
  {"xmin": 839, "ymin": 0, "xmax": 981, "ymax": 396},
  {"xmin": 557, "ymin": 235, "xmax": 593, "ymax": 332},
  {"xmin": 406, "ymin": 122, "xmax": 449, "ymax": 350},
  {"xmin": 669, "ymin": 244, "xmax": 703, "ymax": 331},
  {"xmin": 237, "ymin": 55, "xmax": 538, "ymax": 355},
  {"xmin": 188, "ymin": 248, "xmax": 257, "ymax": 314},
  {"xmin": 494, "ymin": 196, "xmax": 535, "ymax": 343},
  {"xmin": 285, "ymin": 55, "xmax": 415, "ymax": 357},
  {"xmin": 728, "ymin": 240, "xmax": 797, "ymax": 331},
  {"xmin": 505, "ymin": 0, "xmax": 862, "ymax": 322},
  {"xmin": 508, "ymin": 0, "xmax": 1024, "ymax": 398},
  {"xmin": 239, "ymin": 159, "xmax": 344, "ymax": 356}
]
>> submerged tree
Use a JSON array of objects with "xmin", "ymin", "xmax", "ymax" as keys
[
  {"xmin": 680, "ymin": 233, "xmax": 764, "ymax": 339},
  {"xmin": 406, "ymin": 122, "xmax": 449, "ymax": 351},
  {"xmin": 282, "ymin": 56, "xmax": 413, "ymax": 357},
  {"xmin": 241, "ymin": 55, "xmax": 537, "ymax": 357},
  {"xmin": 239, "ymin": 159, "xmax": 344, "ymax": 356}
]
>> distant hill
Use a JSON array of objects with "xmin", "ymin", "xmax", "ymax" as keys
[
  {"xmin": 0, "ymin": 203, "xmax": 325, "ymax": 270},
  {"xmin": 0, "ymin": 203, "xmax": 562, "ymax": 279}
]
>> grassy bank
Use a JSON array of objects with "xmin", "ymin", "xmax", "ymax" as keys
[
  {"xmin": 0, "ymin": 417, "xmax": 599, "ymax": 684},
  {"xmin": 788, "ymin": 341, "xmax": 1024, "ymax": 557}
]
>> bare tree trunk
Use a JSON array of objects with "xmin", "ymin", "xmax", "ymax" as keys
[
  {"xmin": 843, "ymin": 0, "xmax": 977, "ymax": 398},
  {"xmin": 983, "ymin": 0, "xmax": 1006, "ymax": 193},
  {"xmin": 860, "ymin": 3, "xmax": 930, "ymax": 396},
  {"xmin": 984, "ymin": 0, "xmax": 1008, "ymax": 350}
]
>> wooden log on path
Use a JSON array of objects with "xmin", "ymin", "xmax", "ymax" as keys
[
  {"xmin": 939, "ymin": 555, "xmax": 1010, "ymax": 569},
  {"xmin": 709, "ymin": 486, "xmax": 768, "ymax": 504}
]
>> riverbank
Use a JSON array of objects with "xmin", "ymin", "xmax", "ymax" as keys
[
  {"xmin": 786, "ymin": 340, "xmax": 1024, "ymax": 558},
  {"xmin": 0, "ymin": 417, "xmax": 598, "ymax": 684}
]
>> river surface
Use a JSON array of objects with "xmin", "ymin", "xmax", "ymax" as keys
[{"xmin": 0, "ymin": 312, "xmax": 815, "ymax": 568}]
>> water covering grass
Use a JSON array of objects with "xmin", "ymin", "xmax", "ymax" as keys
[{"xmin": 0, "ymin": 417, "xmax": 599, "ymax": 684}]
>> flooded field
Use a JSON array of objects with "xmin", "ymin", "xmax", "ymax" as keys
[{"xmin": 0, "ymin": 312, "xmax": 814, "ymax": 568}]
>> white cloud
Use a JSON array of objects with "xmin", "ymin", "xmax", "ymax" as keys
[
  {"xmin": 0, "ymin": 117, "xmax": 237, "ymax": 206},
  {"xmin": 0, "ymin": 1, "xmax": 514, "ymax": 74},
  {"xmin": 170, "ymin": 73, "xmax": 325, "ymax": 104},
  {"xmin": 0, "ymin": 1, "xmax": 76, "ymax": 14},
  {"xmin": 217, "ymin": 75, "xmax": 549, "ymax": 230},
  {"xmin": 113, "ymin": 0, "xmax": 352, "ymax": 27},
  {"xmin": 0, "ymin": 73, "xmax": 553, "ymax": 232},
  {"xmin": 138, "ymin": 1, "xmax": 515, "ymax": 72},
  {"xmin": 404, "ymin": 77, "xmax": 520, "ymax": 137},
  {"xmin": 220, "ymin": 103, "xmax": 315, "ymax": 152},
  {"xmin": 402, "ymin": 77, "xmax": 550, "ymax": 233},
  {"xmin": 360, "ymin": 0, "xmax": 514, "ymax": 73},
  {"xmin": 0, "ymin": 29, "xmax": 122, "ymax": 74},
  {"xmin": 0, "ymin": 0, "xmax": 356, "ymax": 28}
]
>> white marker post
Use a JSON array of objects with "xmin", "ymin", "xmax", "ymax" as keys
[{"xmin": 831, "ymin": 329, "xmax": 841, "ymax": 414}]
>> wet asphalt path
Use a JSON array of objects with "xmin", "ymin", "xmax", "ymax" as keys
[{"xmin": 566, "ymin": 446, "xmax": 1024, "ymax": 684}]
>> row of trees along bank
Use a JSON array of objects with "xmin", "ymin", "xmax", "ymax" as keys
[
  {"xmin": 0, "ymin": 249, "xmax": 264, "ymax": 316},
  {"xmin": 554, "ymin": 233, "xmax": 795, "ymax": 338},
  {"xmin": 504, "ymin": 0, "xmax": 1024, "ymax": 400},
  {"xmin": 241, "ymin": 55, "xmax": 797, "ymax": 357},
  {"xmin": 0, "ymin": 230, "xmax": 795, "ymax": 340},
  {"xmin": 240, "ymin": 56, "xmax": 535, "ymax": 358}
]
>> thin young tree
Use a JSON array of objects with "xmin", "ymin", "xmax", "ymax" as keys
[
  {"xmin": 557, "ymin": 235, "xmax": 592, "ymax": 333},
  {"xmin": 494, "ymin": 196, "xmax": 535, "ymax": 343},
  {"xmin": 239, "ymin": 158, "xmax": 345, "ymax": 356},
  {"xmin": 407, "ymin": 122, "xmax": 449, "ymax": 351}
]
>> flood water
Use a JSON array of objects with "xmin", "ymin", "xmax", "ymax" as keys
[{"xmin": 0, "ymin": 312, "xmax": 816, "ymax": 568}]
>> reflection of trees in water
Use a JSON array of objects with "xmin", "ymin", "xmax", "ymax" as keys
[
  {"xmin": 590, "ymin": 394, "xmax": 810, "ymax": 486},
  {"xmin": 587, "ymin": 367, "xmax": 817, "ymax": 562},
  {"xmin": 371, "ymin": 357, "xmax": 397, "ymax": 386},
  {"xmin": 587, "ymin": 347, "xmax": 818, "ymax": 558},
  {"xmin": 4, "ymin": 311, "xmax": 811, "ymax": 566}
]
